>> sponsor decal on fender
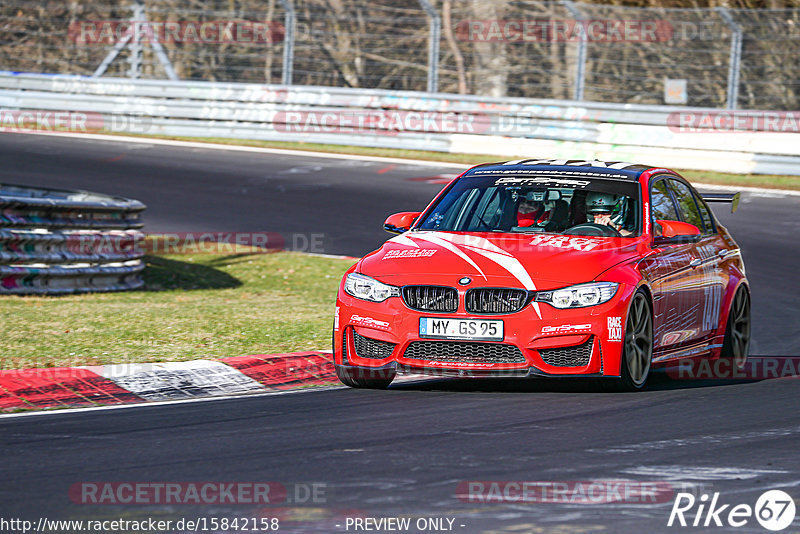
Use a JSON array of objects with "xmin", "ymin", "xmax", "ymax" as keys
[
  {"xmin": 607, "ymin": 316, "xmax": 623, "ymax": 342},
  {"xmin": 529, "ymin": 235, "xmax": 603, "ymax": 252},
  {"xmin": 334, "ymin": 307, "xmax": 340, "ymax": 331},
  {"xmin": 350, "ymin": 314, "xmax": 390, "ymax": 329},
  {"xmin": 383, "ymin": 248, "xmax": 437, "ymax": 259},
  {"xmin": 541, "ymin": 324, "xmax": 592, "ymax": 334}
]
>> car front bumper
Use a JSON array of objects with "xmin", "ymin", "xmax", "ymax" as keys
[{"xmin": 333, "ymin": 284, "xmax": 635, "ymax": 378}]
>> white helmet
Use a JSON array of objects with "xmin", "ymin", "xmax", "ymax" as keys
[{"xmin": 586, "ymin": 192, "xmax": 617, "ymax": 214}]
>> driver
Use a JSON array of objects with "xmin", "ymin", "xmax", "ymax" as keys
[
  {"xmin": 517, "ymin": 193, "xmax": 549, "ymax": 227},
  {"xmin": 585, "ymin": 192, "xmax": 632, "ymax": 236}
]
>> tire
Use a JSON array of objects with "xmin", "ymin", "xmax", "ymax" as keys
[
  {"xmin": 618, "ymin": 290, "xmax": 654, "ymax": 391},
  {"xmin": 335, "ymin": 365, "xmax": 396, "ymax": 389},
  {"xmin": 720, "ymin": 286, "xmax": 750, "ymax": 370}
]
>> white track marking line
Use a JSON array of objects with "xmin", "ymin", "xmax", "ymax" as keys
[
  {"xmin": 16, "ymin": 131, "xmax": 800, "ymax": 197},
  {"xmin": 622, "ymin": 465, "xmax": 789, "ymax": 481},
  {"xmin": 13, "ymin": 131, "xmax": 467, "ymax": 168}
]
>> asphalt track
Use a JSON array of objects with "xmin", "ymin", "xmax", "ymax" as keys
[{"xmin": 1, "ymin": 133, "xmax": 799, "ymax": 533}]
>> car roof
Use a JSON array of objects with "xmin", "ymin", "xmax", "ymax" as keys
[{"xmin": 464, "ymin": 158, "xmax": 654, "ymax": 181}]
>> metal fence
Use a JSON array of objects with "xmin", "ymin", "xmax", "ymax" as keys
[
  {"xmin": 2, "ymin": 72, "xmax": 799, "ymax": 176},
  {"xmin": 0, "ymin": 184, "xmax": 146, "ymax": 295},
  {"xmin": 1, "ymin": 1, "xmax": 798, "ymax": 110}
]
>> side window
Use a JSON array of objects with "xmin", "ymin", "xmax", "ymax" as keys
[
  {"xmin": 693, "ymin": 193, "xmax": 716, "ymax": 234},
  {"xmin": 670, "ymin": 180, "xmax": 707, "ymax": 233},
  {"xmin": 650, "ymin": 179, "xmax": 679, "ymax": 236}
]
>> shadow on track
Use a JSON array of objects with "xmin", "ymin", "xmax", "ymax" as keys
[
  {"xmin": 143, "ymin": 255, "xmax": 242, "ymax": 291},
  {"xmin": 387, "ymin": 370, "xmax": 761, "ymax": 394}
]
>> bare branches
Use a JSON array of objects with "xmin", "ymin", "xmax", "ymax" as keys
[{"xmin": 0, "ymin": 0, "xmax": 798, "ymax": 109}]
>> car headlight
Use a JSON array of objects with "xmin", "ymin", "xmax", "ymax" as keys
[
  {"xmin": 535, "ymin": 282, "xmax": 618, "ymax": 309},
  {"xmin": 344, "ymin": 273, "xmax": 400, "ymax": 303}
]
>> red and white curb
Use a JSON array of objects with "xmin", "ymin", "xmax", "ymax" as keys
[{"xmin": 0, "ymin": 351, "xmax": 337, "ymax": 412}]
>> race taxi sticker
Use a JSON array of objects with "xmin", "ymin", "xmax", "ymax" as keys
[
  {"xmin": 504, "ymin": 158, "xmax": 641, "ymax": 170},
  {"xmin": 529, "ymin": 235, "xmax": 603, "ymax": 252},
  {"xmin": 607, "ymin": 316, "xmax": 623, "ymax": 342},
  {"xmin": 350, "ymin": 314, "xmax": 390, "ymax": 329},
  {"xmin": 383, "ymin": 249, "xmax": 437, "ymax": 259}
]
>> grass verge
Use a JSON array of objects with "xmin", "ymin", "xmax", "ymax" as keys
[
  {"xmin": 117, "ymin": 133, "xmax": 800, "ymax": 191},
  {"xmin": 0, "ymin": 251, "xmax": 354, "ymax": 370}
]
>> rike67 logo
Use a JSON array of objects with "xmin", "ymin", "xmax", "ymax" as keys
[{"xmin": 668, "ymin": 490, "xmax": 796, "ymax": 531}]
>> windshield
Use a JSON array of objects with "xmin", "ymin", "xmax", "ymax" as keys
[{"xmin": 416, "ymin": 174, "xmax": 641, "ymax": 237}]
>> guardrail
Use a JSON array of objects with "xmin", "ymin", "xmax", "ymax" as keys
[
  {"xmin": 1, "ymin": 71, "xmax": 799, "ymax": 176},
  {"xmin": 0, "ymin": 183, "xmax": 146, "ymax": 295}
]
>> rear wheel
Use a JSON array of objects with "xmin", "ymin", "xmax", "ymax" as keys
[
  {"xmin": 721, "ymin": 286, "xmax": 750, "ymax": 370},
  {"xmin": 618, "ymin": 291, "xmax": 653, "ymax": 391},
  {"xmin": 335, "ymin": 365, "xmax": 395, "ymax": 389}
]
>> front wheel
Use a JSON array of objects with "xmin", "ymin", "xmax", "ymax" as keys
[
  {"xmin": 335, "ymin": 365, "xmax": 395, "ymax": 389},
  {"xmin": 721, "ymin": 286, "xmax": 750, "ymax": 370},
  {"xmin": 618, "ymin": 290, "xmax": 653, "ymax": 391}
]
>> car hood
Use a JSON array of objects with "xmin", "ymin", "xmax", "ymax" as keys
[{"xmin": 358, "ymin": 231, "xmax": 644, "ymax": 290}]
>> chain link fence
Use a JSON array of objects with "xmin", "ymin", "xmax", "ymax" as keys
[{"xmin": 1, "ymin": 0, "xmax": 798, "ymax": 110}]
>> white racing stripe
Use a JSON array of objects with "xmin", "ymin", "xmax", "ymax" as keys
[
  {"xmin": 388, "ymin": 234, "xmax": 421, "ymax": 248},
  {"xmin": 408, "ymin": 232, "xmax": 488, "ymax": 280},
  {"xmin": 402, "ymin": 231, "xmax": 542, "ymax": 318}
]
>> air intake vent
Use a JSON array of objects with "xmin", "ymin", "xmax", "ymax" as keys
[
  {"xmin": 402, "ymin": 286, "xmax": 458, "ymax": 312},
  {"xmin": 466, "ymin": 288, "xmax": 530, "ymax": 314},
  {"xmin": 352, "ymin": 330, "xmax": 396, "ymax": 359},
  {"xmin": 539, "ymin": 337, "xmax": 594, "ymax": 367}
]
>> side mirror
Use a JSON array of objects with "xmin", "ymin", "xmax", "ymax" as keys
[
  {"xmin": 653, "ymin": 219, "xmax": 701, "ymax": 246},
  {"xmin": 384, "ymin": 212, "xmax": 421, "ymax": 234}
]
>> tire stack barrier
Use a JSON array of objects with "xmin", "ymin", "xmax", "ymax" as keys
[{"xmin": 0, "ymin": 184, "xmax": 146, "ymax": 295}]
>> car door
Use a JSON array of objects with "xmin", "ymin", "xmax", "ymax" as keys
[
  {"xmin": 668, "ymin": 179, "xmax": 726, "ymax": 343},
  {"xmin": 639, "ymin": 177, "xmax": 700, "ymax": 354}
]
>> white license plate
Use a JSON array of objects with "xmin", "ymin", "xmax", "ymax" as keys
[{"xmin": 419, "ymin": 317, "xmax": 503, "ymax": 341}]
